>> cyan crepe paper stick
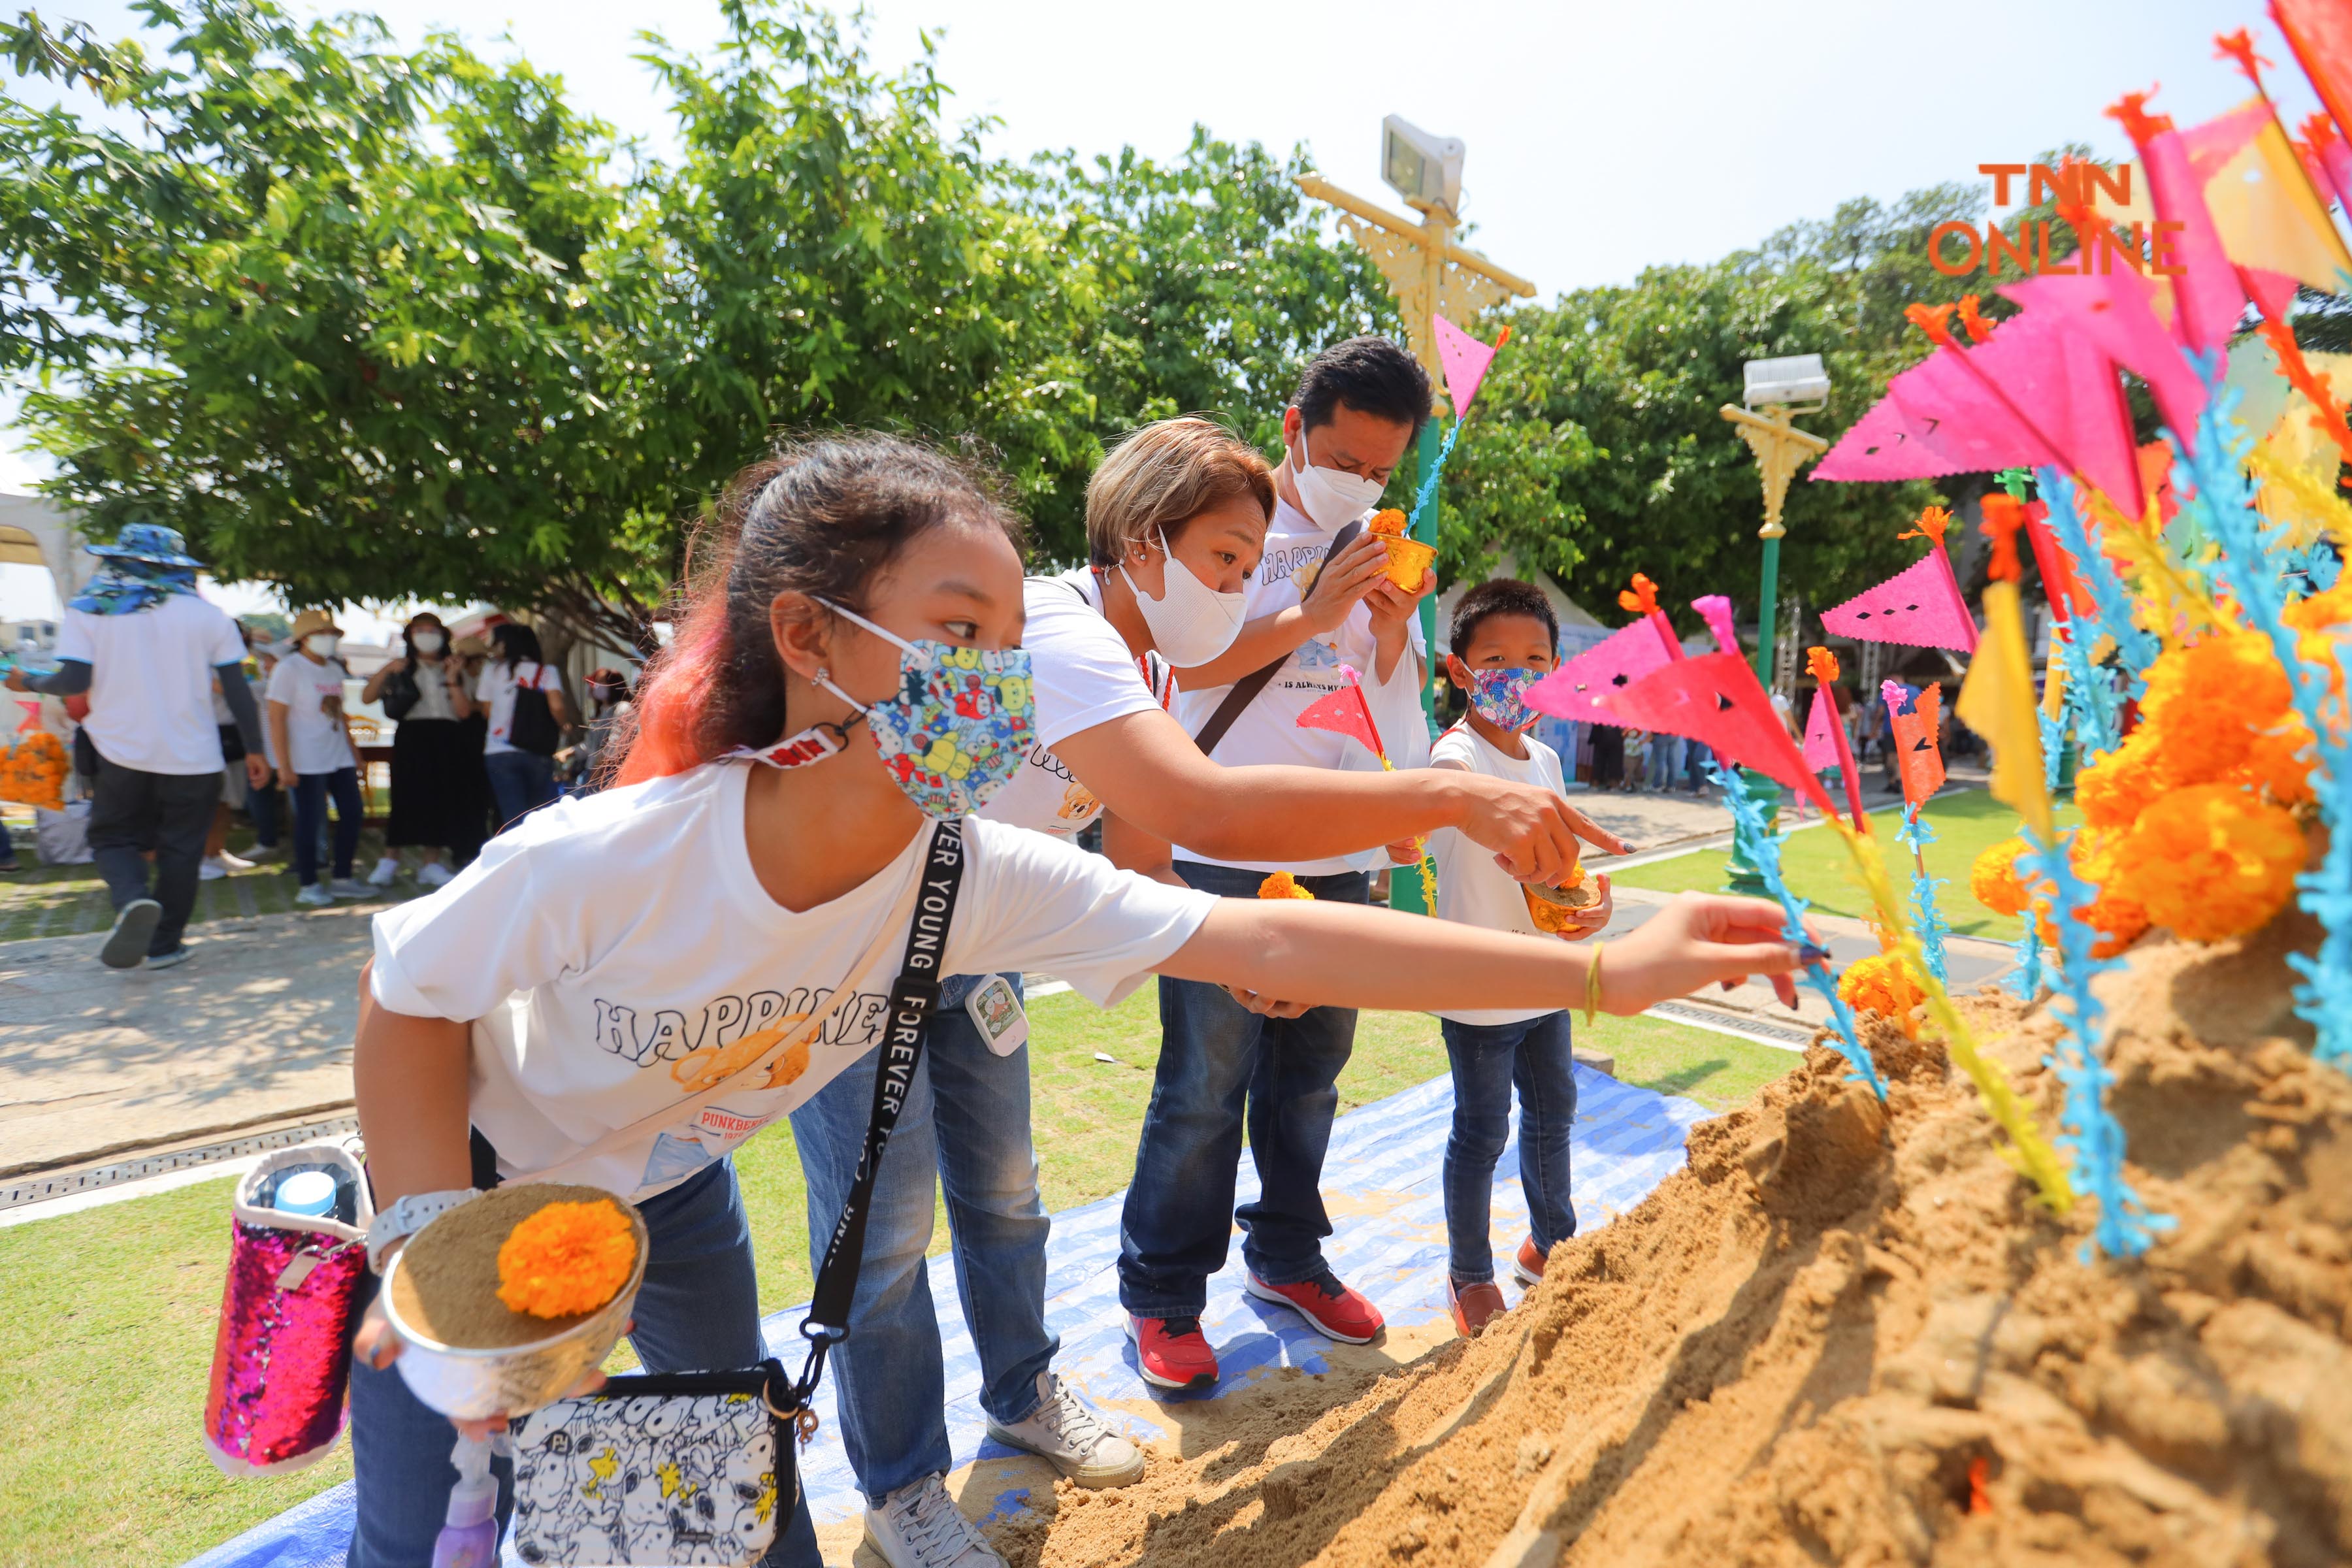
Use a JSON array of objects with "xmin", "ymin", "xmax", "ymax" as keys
[
  {"xmin": 2285, "ymin": 539, "xmax": 2343, "ymax": 595},
  {"xmin": 2036, "ymin": 468, "xmax": 2159, "ymax": 699},
  {"xmin": 2038, "ymin": 704, "xmax": 2067, "ymax": 797},
  {"xmin": 1405, "ymin": 417, "xmax": 1461, "ymax": 538},
  {"xmin": 1709, "ymin": 762, "xmax": 1887, "ymax": 1101},
  {"xmin": 2021, "ymin": 828, "xmax": 2175, "ymax": 1260},
  {"xmin": 2168, "ymin": 365, "xmax": 2352, "ymax": 1073},
  {"xmin": 2053, "ymin": 619, "xmax": 2121, "ymax": 762},
  {"xmin": 2009, "ymin": 921, "xmax": 2046, "ymax": 1002},
  {"xmin": 1897, "ymin": 806, "xmax": 1952, "ymax": 986}
]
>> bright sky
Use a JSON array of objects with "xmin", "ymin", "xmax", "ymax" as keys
[{"xmin": 0, "ymin": 0, "xmax": 2323, "ymax": 620}]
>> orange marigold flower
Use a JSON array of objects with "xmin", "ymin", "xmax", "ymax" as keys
[
  {"xmin": 2225, "ymin": 717, "xmax": 2317, "ymax": 808},
  {"xmin": 497, "ymin": 1198, "xmax": 638, "ymax": 1319},
  {"xmin": 2075, "ymin": 728, "xmax": 2170, "ymax": 829},
  {"xmin": 1838, "ymin": 948, "xmax": 1927, "ymax": 1024},
  {"xmin": 1970, "ymin": 836, "xmax": 2036, "ymax": 917},
  {"xmin": 2117, "ymin": 783, "xmax": 2306, "ymax": 943},
  {"xmin": 2283, "ymin": 582, "xmax": 2352, "ymax": 636},
  {"xmin": 2140, "ymin": 631, "xmax": 2293, "ymax": 783},
  {"xmin": 1258, "ymin": 870, "xmax": 1315, "ymax": 900},
  {"xmin": 1365, "ymin": 509, "xmax": 1409, "ymax": 538},
  {"xmin": 2050, "ymin": 828, "xmax": 2152, "ymax": 959}
]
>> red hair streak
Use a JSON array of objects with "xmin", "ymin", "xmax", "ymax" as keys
[{"xmin": 613, "ymin": 590, "xmax": 732, "ymax": 786}]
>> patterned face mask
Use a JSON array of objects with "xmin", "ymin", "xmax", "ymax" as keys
[
  {"xmin": 776, "ymin": 601, "xmax": 1034, "ymax": 819},
  {"xmin": 1466, "ymin": 667, "xmax": 1543, "ymax": 732}
]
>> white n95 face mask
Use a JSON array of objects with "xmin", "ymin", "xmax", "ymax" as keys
[
  {"xmin": 1288, "ymin": 427, "xmax": 1388, "ymax": 531},
  {"xmin": 304, "ymin": 633, "xmax": 340, "ymax": 658},
  {"xmin": 1120, "ymin": 526, "xmax": 1247, "ymax": 664}
]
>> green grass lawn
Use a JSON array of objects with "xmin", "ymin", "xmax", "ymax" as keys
[
  {"xmin": 0, "ymin": 804, "xmax": 417, "ymax": 941},
  {"xmin": 0, "ymin": 985, "xmax": 1793, "ymax": 1568},
  {"xmin": 1610, "ymin": 787, "xmax": 2077, "ymax": 941}
]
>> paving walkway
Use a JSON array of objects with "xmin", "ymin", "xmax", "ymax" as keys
[{"xmin": 0, "ymin": 906, "xmax": 373, "ymax": 1176}]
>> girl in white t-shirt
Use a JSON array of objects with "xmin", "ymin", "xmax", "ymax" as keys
[{"xmin": 351, "ymin": 433, "xmax": 1809, "ymax": 1568}]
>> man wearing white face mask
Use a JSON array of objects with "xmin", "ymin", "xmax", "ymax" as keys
[{"xmin": 268, "ymin": 607, "xmax": 369, "ymax": 906}]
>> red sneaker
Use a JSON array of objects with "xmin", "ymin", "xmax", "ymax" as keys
[
  {"xmin": 1124, "ymin": 1314, "xmax": 1218, "ymax": 1390},
  {"xmin": 1446, "ymin": 1276, "xmax": 1509, "ymax": 1338},
  {"xmin": 1512, "ymin": 1236, "xmax": 1551, "ymax": 1287},
  {"xmin": 1245, "ymin": 1268, "xmax": 1384, "ymax": 1344}
]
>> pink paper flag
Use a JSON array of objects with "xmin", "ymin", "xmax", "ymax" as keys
[
  {"xmin": 1999, "ymin": 270, "xmax": 2207, "ymax": 470},
  {"xmin": 1433, "ymin": 315, "xmax": 1499, "ymax": 417},
  {"xmin": 1692, "ymin": 595, "xmax": 1740, "ymax": 657},
  {"xmin": 1820, "ymin": 549, "xmax": 1979, "ymax": 653},
  {"xmin": 1801, "ymin": 687, "xmax": 1842, "ymax": 772},
  {"xmin": 1604, "ymin": 651, "xmax": 1839, "ymax": 816},
  {"xmin": 2123, "ymin": 103, "xmax": 2251, "ymax": 357},
  {"xmin": 1524, "ymin": 618, "xmax": 1677, "ymax": 722},
  {"xmin": 1816, "ymin": 328, "xmax": 2065, "ymax": 482},
  {"xmin": 1296, "ymin": 676, "xmax": 1386, "ymax": 761}
]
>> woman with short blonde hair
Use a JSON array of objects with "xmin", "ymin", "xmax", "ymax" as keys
[{"xmin": 1085, "ymin": 416, "xmax": 1274, "ymax": 568}]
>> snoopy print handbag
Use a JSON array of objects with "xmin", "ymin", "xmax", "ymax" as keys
[
  {"xmin": 509, "ymin": 821, "xmax": 971, "ymax": 1566},
  {"xmin": 508, "ymin": 1362, "xmax": 798, "ymax": 1567}
]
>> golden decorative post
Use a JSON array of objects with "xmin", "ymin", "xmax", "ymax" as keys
[{"xmin": 1718, "ymin": 356, "xmax": 1831, "ymax": 897}]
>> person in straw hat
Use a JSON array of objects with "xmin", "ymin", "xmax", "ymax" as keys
[{"xmin": 6, "ymin": 523, "xmax": 268, "ymax": 969}]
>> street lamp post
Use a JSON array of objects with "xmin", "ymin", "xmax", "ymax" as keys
[
  {"xmin": 1719, "ymin": 355, "xmax": 1831, "ymax": 898},
  {"xmin": 1294, "ymin": 118, "xmax": 1535, "ymax": 916}
]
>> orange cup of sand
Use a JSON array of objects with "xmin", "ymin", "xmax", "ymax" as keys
[
  {"xmin": 1524, "ymin": 866, "xmax": 1597, "ymax": 934},
  {"xmin": 1365, "ymin": 509, "xmax": 1435, "ymax": 591}
]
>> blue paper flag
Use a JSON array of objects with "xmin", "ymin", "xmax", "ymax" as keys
[{"xmin": 1710, "ymin": 763, "xmax": 1886, "ymax": 1101}]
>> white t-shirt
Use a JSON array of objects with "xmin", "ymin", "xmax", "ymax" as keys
[
  {"xmin": 266, "ymin": 654, "xmax": 356, "ymax": 775},
  {"xmin": 478, "ymin": 660, "xmax": 563, "ymax": 755},
  {"xmin": 1170, "ymin": 494, "xmax": 1429, "ymax": 875},
  {"xmin": 979, "ymin": 568, "xmax": 1173, "ymax": 840},
  {"xmin": 56, "ymin": 595, "xmax": 248, "ymax": 776},
  {"xmin": 369, "ymin": 761, "xmax": 1217, "ymax": 1200},
  {"xmin": 1427, "ymin": 723, "xmax": 1571, "ymax": 1026}
]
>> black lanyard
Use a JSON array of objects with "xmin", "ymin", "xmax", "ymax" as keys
[{"xmin": 789, "ymin": 818, "xmax": 967, "ymax": 1407}]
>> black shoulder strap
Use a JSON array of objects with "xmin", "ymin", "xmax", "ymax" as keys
[
  {"xmin": 791, "ymin": 818, "xmax": 967, "ymax": 1403},
  {"xmin": 1192, "ymin": 517, "xmax": 1365, "ymax": 758}
]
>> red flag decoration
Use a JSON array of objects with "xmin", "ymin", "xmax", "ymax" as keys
[
  {"xmin": 2022, "ymin": 498, "xmax": 2095, "ymax": 623},
  {"xmin": 1433, "ymin": 316, "xmax": 1503, "ymax": 419},
  {"xmin": 1605, "ymin": 649, "xmax": 1839, "ymax": 816},
  {"xmin": 2298, "ymin": 110, "xmax": 2352, "ymax": 206},
  {"xmin": 1819, "ymin": 510, "xmax": 1978, "ymax": 653},
  {"xmin": 1886, "ymin": 681, "xmax": 1948, "ymax": 810},
  {"xmin": 1526, "ymin": 617, "xmax": 1678, "ymax": 722},
  {"xmin": 1295, "ymin": 668, "xmax": 1388, "ymax": 761},
  {"xmin": 2275, "ymin": 0, "xmax": 2352, "ymax": 154}
]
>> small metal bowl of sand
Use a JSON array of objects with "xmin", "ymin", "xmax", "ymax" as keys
[{"xmin": 382, "ymin": 1182, "xmax": 647, "ymax": 1422}]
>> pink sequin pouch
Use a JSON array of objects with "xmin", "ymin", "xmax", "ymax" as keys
[{"xmin": 203, "ymin": 1140, "xmax": 376, "ymax": 1475}]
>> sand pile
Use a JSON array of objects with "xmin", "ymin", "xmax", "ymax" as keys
[{"xmin": 998, "ymin": 921, "xmax": 2352, "ymax": 1567}]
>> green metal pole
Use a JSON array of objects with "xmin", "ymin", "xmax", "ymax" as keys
[
  {"xmin": 1387, "ymin": 416, "xmax": 1444, "ymax": 917},
  {"xmin": 1725, "ymin": 532, "xmax": 1784, "ymax": 898}
]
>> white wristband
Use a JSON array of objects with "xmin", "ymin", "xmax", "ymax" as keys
[{"xmin": 366, "ymin": 1188, "xmax": 481, "ymax": 1275}]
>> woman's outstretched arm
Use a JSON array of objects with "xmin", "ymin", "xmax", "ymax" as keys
[{"xmin": 1159, "ymin": 890, "xmax": 1806, "ymax": 1016}]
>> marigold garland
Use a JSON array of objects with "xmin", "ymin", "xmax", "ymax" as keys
[
  {"xmin": 2116, "ymin": 784, "xmax": 2307, "ymax": 943},
  {"xmin": 1258, "ymin": 871, "xmax": 1315, "ymax": 900},
  {"xmin": 497, "ymin": 1198, "xmax": 638, "ymax": 1319}
]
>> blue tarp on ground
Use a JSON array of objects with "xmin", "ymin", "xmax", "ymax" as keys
[{"xmin": 186, "ymin": 1063, "xmax": 1709, "ymax": 1567}]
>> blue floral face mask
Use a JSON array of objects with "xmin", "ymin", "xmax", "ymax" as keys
[
  {"xmin": 802, "ymin": 601, "xmax": 1034, "ymax": 818},
  {"xmin": 1466, "ymin": 667, "xmax": 1543, "ymax": 732}
]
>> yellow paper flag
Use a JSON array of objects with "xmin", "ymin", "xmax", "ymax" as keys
[
  {"xmin": 1956, "ymin": 579, "xmax": 2053, "ymax": 841},
  {"xmin": 2204, "ymin": 104, "xmax": 2352, "ymax": 293}
]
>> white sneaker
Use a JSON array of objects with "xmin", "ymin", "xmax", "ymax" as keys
[
  {"xmin": 214, "ymin": 850, "xmax": 255, "ymax": 872},
  {"xmin": 295, "ymin": 883, "xmax": 333, "ymax": 907},
  {"xmin": 326, "ymin": 877, "xmax": 374, "ymax": 899},
  {"xmin": 198, "ymin": 860, "xmax": 227, "ymax": 881},
  {"xmin": 984, "ymin": 1371, "xmax": 1144, "ymax": 1488},
  {"xmin": 417, "ymin": 862, "xmax": 454, "ymax": 889},
  {"xmin": 367, "ymin": 856, "xmax": 400, "ymax": 887},
  {"xmin": 862, "ymin": 1475, "xmax": 1004, "ymax": 1568}
]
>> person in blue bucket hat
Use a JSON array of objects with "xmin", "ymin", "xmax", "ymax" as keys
[{"xmin": 7, "ymin": 523, "xmax": 270, "ymax": 968}]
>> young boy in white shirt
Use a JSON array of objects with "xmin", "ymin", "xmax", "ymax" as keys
[{"xmin": 1425, "ymin": 580, "xmax": 1614, "ymax": 1338}]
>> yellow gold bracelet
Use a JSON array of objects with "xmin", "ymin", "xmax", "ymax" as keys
[{"xmin": 1584, "ymin": 939, "xmax": 1605, "ymax": 1027}]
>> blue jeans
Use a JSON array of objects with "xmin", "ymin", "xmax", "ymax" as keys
[
  {"xmin": 1117, "ymin": 862, "xmax": 1367, "ymax": 1316},
  {"xmin": 346, "ymin": 1160, "xmax": 819, "ymax": 1567},
  {"xmin": 484, "ymin": 749, "xmax": 558, "ymax": 832},
  {"xmin": 788, "ymin": 972, "xmax": 1054, "ymax": 1505},
  {"xmin": 291, "ymin": 766, "xmax": 361, "ymax": 886},
  {"xmin": 1646, "ymin": 734, "xmax": 1680, "ymax": 790},
  {"xmin": 1439, "ymin": 1011, "xmax": 1579, "ymax": 1284}
]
